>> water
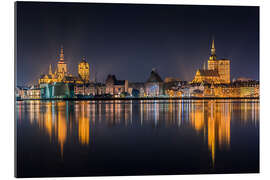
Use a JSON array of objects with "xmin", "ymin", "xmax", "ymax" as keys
[{"xmin": 15, "ymin": 99, "xmax": 259, "ymax": 177}]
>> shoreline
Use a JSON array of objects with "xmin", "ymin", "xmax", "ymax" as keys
[{"xmin": 17, "ymin": 97, "xmax": 260, "ymax": 101}]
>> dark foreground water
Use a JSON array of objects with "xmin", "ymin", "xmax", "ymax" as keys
[{"xmin": 16, "ymin": 99, "xmax": 259, "ymax": 177}]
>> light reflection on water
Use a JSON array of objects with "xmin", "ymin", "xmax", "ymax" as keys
[{"xmin": 16, "ymin": 99, "xmax": 259, "ymax": 176}]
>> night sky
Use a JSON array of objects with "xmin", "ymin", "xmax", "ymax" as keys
[{"xmin": 16, "ymin": 2, "xmax": 259, "ymax": 86}]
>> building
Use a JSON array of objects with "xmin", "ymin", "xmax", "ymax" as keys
[
  {"xmin": 105, "ymin": 74, "xmax": 129, "ymax": 97},
  {"xmin": 145, "ymin": 69, "xmax": 164, "ymax": 97},
  {"xmin": 40, "ymin": 82, "xmax": 75, "ymax": 99},
  {"xmin": 192, "ymin": 39, "xmax": 230, "ymax": 84},
  {"xmin": 16, "ymin": 86, "xmax": 28, "ymax": 99},
  {"xmin": 56, "ymin": 45, "xmax": 68, "ymax": 79},
  {"xmin": 38, "ymin": 46, "xmax": 92, "ymax": 98},
  {"xmin": 16, "ymin": 86, "xmax": 41, "ymax": 99},
  {"xmin": 26, "ymin": 87, "xmax": 41, "ymax": 99},
  {"xmin": 39, "ymin": 46, "xmax": 87, "ymax": 85},
  {"xmin": 78, "ymin": 56, "xmax": 90, "ymax": 83},
  {"xmin": 188, "ymin": 80, "xmax": 259, "ymax": 98},
  {"xmin": 74, "ymin": 82, "xmax": 106, "ymax": 97},
  {"xmin": 163, "ymin": 79, "xmax": 187, "ymax": 97},
  {"xmin": 192, "ymin": 69, "xmax": 221, "ymax": 84},
  {"xmin": 128, "ymin": 82, "xmax": 145, "ymax": 97}
]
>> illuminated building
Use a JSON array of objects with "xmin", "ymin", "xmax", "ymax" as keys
[
  {"xmin": 208, "ymin": 40, "xmax": 230, "ymax": 83},
  {"xmin": 145, "ymin": 69, "xmax": 164, "ymax": 97},
  {"xmin": 38, "ymin": 46, "xmax": 94, "ymax": 98},
  {"xmin": 192, "ymin": 39, "xmax": 230, "ymax": 84},
  {"xmin": 17, "ymin": 86, "xmax": 41, "ymax": 99},
  {"xmin": 39, "ymin": 46, "xmax": 69, "ymax": 84},
  {"xmin": 201, "ymin": 81, "xmax": 259, "ymax": 98},
  {"xmin": 78, "ymin": 56, "xmax": 90, "ymax": 83},
  {"xmin": 56, "ymin": 45, "xmax": 68, "ymax": 79},
  {"xmin": 192, "ymin": 69, "xmax": 221, "ymax": 84},
  {"xmin": 74, "ymin": 82, "xmax": 106, "ymax": 96},
  {"xmin": 16, "ymin": 86, "xmax": 28, "ymax": 99},
  {"xmin": 128, "ymin": 82, "xmax": 145, "ymax": 97},
  {"xmin": 105, "ymin": 74, "xmax": 129, "ymax": 97},
  {"xmin": 39, "ymin": 82, "xmax": 75, "ymax": 99},
  {"xmin": 165, "ymin": 89, "xmax": 182, "ymax": 97},
  {"xmin": 39, "ymin": 46, "xmax": 87, "ymax": 85}
]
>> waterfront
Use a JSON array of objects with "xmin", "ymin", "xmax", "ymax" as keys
[{"xmin": 16, "ymin": 99, "xmax": 259, "ymax": 177}]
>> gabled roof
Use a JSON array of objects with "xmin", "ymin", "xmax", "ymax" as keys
[
  {"xmin": 147, "ymin": 70, "xmax": 163, "ymax": 83},
  {"xmin": 105, "ymin": 74, "xmax": 117, "ymax": 84}
]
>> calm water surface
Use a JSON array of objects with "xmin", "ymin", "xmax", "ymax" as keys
[{"xmin": 16, "ymin": 99, "xmax": 259, "ymax": 177}]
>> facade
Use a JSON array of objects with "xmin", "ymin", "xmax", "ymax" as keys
[
  {"xmin": 128, "ymin": 82, "xmax": 145, "ymax": 97},
  {"xmin": 40, "ymin": 82, "xmax": 75, "ymax": 99},
  {"xmin": 105, "ymin": 74, "xmax": 129, "ymax": 97},
  {"xmin": 74, "ymin": 83, "xmax": 106, "ymax": 96},
  {"xmin": 16, "ymin": 87, "xmax": 28, "ymax": 99},
  {"xmin": 78, "ymin": 56, "xmax": 90, "ymax": 83},
  {"xmin": 209, "ymin": 59, "xmax": 230, "ymax": 83},
  {"xmin": 163, "ymin": 80, "xmax": 187, "ymax": 97},
  {"xmin": 16, "ymin": 86, "xmax": 41, "ymax": 99},
  {"xmin": 56, "ymin": 46, "xmax": 68, "ymax": 79},
  {"xmin": 26, "ymin": 87, "xmax": 41, "ymax": 99},
  {"xmin": 192, "ymin": 40, "xmax": 230, "ymax": 84},
  {"xmin": 187, "ymin": 80, "xmax": 259, "ymax": 98},
  {"xmin": 145, "ymin": 69, "xmax": 164, "ymax": 97},
  {"xmin": 192, "ymin": 69, "xmax": 220, "ymax": 84}
]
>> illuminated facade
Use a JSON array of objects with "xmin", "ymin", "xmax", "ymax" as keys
[
  {"xmin": 56, "ymin": 46, "xmax": 68, "ymax": 79},
  {"xmin": 145, "ymin": 69, "xmax": 164, "ymax": 97},
  {"xmin": 192, "ymin": 69, "xmax": 221, "ymax": 84},
  {"xmin": 78, "ymin": 56, "xmax": 90, "ymax": 83},
  {"xmin": 105, "ymin": 74, "xmax": 129, "ymax": 97},
  {"xmin": 74, "ymin": 83, "xmax": 106, "ymax": 96},
  {"xmin": 188, "ymin": 80, "xmax": 259, "ymax": 98},
  {"xmin": 192, "ymin": 40, "xmax": 230, "ymax": 84}
]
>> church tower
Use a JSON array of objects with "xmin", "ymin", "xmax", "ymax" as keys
[
  {"xmin": 192, "ymin": 39, "xmax": 231, "ymax": 84},
  {"xmin": 208, "ymin": 39, "xmax": 230, "ymax": 83},
  {"xmin": 210, "ymin": 39, "xmax": 217, "ymax": 60},
  {"xmin": 48, "ymin": 64, "xmax": 53, "ymax": 75},
  {"xmin": 57, "ymin": 45, "xmax": 67, "ymax": 79},
  {"xmin": 208, "ymin": 39, "xmax": 218, "ymax": 70},
  {"xmin": 78, "ymin": 56, "xmax": 90, "ymax": 83}
]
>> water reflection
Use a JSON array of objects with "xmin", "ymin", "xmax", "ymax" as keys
[
  {"xmin": 78, "ymin": 102, "xmax": 90, "ymax": 145},
  {"xmin": 16, "ymin": 99, "xmax": 259, "ymax": 165}
]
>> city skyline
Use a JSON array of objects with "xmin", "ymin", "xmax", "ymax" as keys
[
  {"xmin": 16, "ymin": 2, "xmax": 259, "ymax": 86},
  {"xmin": 15, "ymin": 2, "xmax": 260, "ymax": 177}
]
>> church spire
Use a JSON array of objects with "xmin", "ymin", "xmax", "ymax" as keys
[
  {"xmin": 82, "ymin": 56, "xmax": 86, "ymax": 62},
  {"xmin": 211, "ymin": 39, "xmax": 216, "ymax": 56},
  {"xmin": 49, "ymin": 64, "xmax": 53, "ymax": 75},
  {"xmin": 59, "ymin": 45, "xmax": 64, "ymax": 62},
  {"xmin": 210, "ymin": 38, "xmax": 216, "ymax": 60}
]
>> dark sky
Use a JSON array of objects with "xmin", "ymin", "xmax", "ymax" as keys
[{"xmin": 16, "ymin": 2, "xmax": 259, "ymax": 86}]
